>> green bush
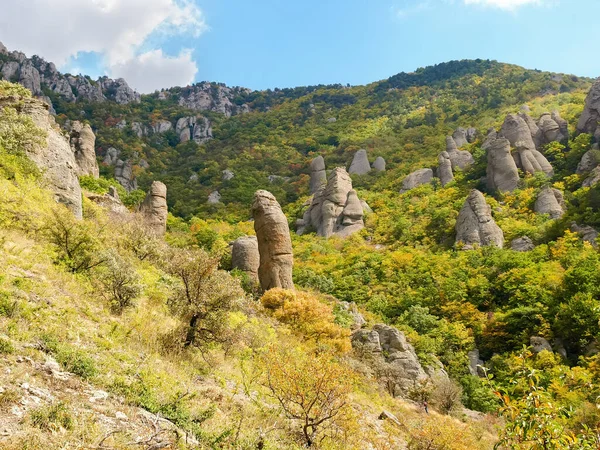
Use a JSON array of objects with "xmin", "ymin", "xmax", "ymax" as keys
[{"xmin": 30, "ymin": 402, "xmax": 74, "ymax": 432}]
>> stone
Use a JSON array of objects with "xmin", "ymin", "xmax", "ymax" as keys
[
  {"xmin": 231, "ymin": 236, "xmax": 260, "ymax": 282},
  {"xmin": 252, "ymin": 190, "xmax": 294, "ymax": 291},
  {"xmin": 513, "ymin": 146, "xmax": 553, "ymax": 176},
  {"xmin": 139, "ymin": 181, "xmax": 168, "ymax": 236},
  {"xmin": 530, "ymin": 336, "xmax": 553, "ymax": 354},
  {"xmin": 176, "ymin": 116, "xmax": 213, "ymax": 144},
  {"xmin": 222, "ymin": 169, "xmax": 235, "ymax": 181},
  {"xmin": 372, "ymin": 156, "xmax": 386, "ymax": 172},
  {"xmin": 85, "ymin": 191, "xmax": 129, "ymax": 216},
  {"xmin": 571, "ymin": 222, "xmax": 599, "ymax": 247},
  {"xmin": 114, "ymin": 159, "xmax": 137, "ymax": 192},
  {"xmin": 268, "ymin": 175, "xmax": 290, "ymax": 184},
  {"xmin": 576, "ymin": 149, "xmax": 600, "ymax": 174},
  {"xmin": 452, "ymin": 127, "xmax": 469, "ymax": 148},
  {"xmin": 551, "ymin": 111, "xmax": 568, "ymax": 143},
  {"xmin": 511, "ymin": 236, "xmax": 535, "ymax": 252},
  {"xmin": 327, "ymin": 117, "xmax": 337, "ymax": 123},
  {"xmin": 177, "ymin": 82, "xmax": 250, "ymax": 117},
  {"xmin": 468, "ymin": 349, "xmax": 485, "ymax": 377},
  {"xmin": 360, "ymin": 199, "xmax": 373, "ymax": 214},
  {"xmin": 481, "ymin": 128, "xmax": 497, "ymax": 151},
  {"xmin": 455, "ymin": 190, "xmax": 504, "ymax": 249},
  {"xmin": 99, "ymin": 77, "xmax": 140, "ymax": 104},
  {"xmin": 336, "ymin": 190, "xmax": 365, "ymax": 238},
  {"xmin": 208, "ymin": 191, "xmax": 221, "ymax": 204},
  {"xmin": 437, "ymin": 151, "xmax": 453, "ymax": 186},
  {"xmin": 67, "ymin": 121, "xmax": 98, "ymax": 177},
  {"xmin": 103, "ymin": 147, "xmax": 120, "ymax": 166},
  {"xmin": 535, "ymin": 188, "xmax": 565, "ymax": 219},
  {"xmin": 19, "ymin": 61, "xmax": 41, "ymax": 95},
  {"xmin": 486, "ymin": 138, "xmax": 520, "ymax": 193},
  {"xmin": 338, "ymin": 301, "xmax": 366, "ymax": 330},
  {"xmin": 577, "ymin": 78, "xmax": 600, "ymax": 137},
  {"xmin": 500, "ymin": 113, "xmax": 536, "ymax": 150},
  {"xmin": 349, "ymin": 149, "xmax": 371, "ymax": 175},
  {"xmin": 13, "ymin": 97, "xmax": 83, "ymax": 218},
  {"xmin": 309, "ymin": 155, "xmax": 327, "ymax": 193},
  {"xmin": 131, "ymin": 122, "xmax": 146, "ymax": 137},
  {"xmin": 1, "ymin": 61, "xmax": 20, "ymax": 81},
  {"xmin": 152, "ymin": 120, "xmax": 172, "ymax": 134},
  {"xmin": 583, "ymin": 166, "xmax": 600, "ymax": 188},
  {"xmin": 400, "ymin": 168, "xmax": 433, "ymax": 193},
  {"xmin": 466, "ymin": 127, "xmax": 478, "ymax": 143},
  {"xmin": 445, "ymin": 136, "xmax": 474, "ymax": 170}
]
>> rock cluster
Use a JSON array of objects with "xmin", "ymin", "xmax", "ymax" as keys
[
  {"xmin": 231, "ymin": 236, "xmax": 260, "ymax": 283},
  {"xmin": 309, "ymin": 156, "xmax": 327, "ymax": 193},
  {"xmin": 455, "ymin": 190, "xmax": 504, "ymax": 249},
  {"xmin": 486, "ymin": 138, "xmax": 520, "ymax": 192},
  {"xmin": 534, "ymin": 188, "xmax": 565, "ymax": 219},
  {"xmin": 298, "ymin": 168, "xmax": 365, "ymax": 238},
  {"xmin": 513, "ymin": 145, "xmax": 553, "ymax": 176},
  {"xmin": 400, "ymin": 168, "xmax": 433, "ymax": 193},
  {"xmin": 175, "ymin": 116, "xmax": 213, "ymax": 144},
  {"xmin": 252, "ymin": 190, "xmax": 294, "ymax": 291},
  {"xmin": 139, "ymin": 181, "xmax": 168, "ymax": 236},
  {"xmin": 501, "ymin": 111, "xmax": 569, "ymax": 150},
  {"xmin": 352, "ymin": 324, "xmax": 430, "ymax": 395},
  {"xmin": 208, "ymin": 191, "xmax": 221, "ymax": 204},
  {"xmin": 177, "ymin": 82, "xmax": 251, "ymax": 117},
  {"xmin": 445, "ymin": 136, "xmax": 475, "ymax": 170},
  {"xmin": 66, "ymin": 121, "xmax": 98, "ymax": 178},
  {"xmin": 349, "ymin": 149, "xmax": 371, "ymax": 175},
  {"xmin": 577, "ymin": 78, "xmax": 600, "ymax": 140}
]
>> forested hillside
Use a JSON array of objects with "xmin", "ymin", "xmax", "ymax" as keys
[{"xmin": 2, "ymin": 40, "xmax": 600, "ymax": 449}]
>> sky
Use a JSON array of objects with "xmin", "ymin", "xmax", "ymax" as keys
[{"xmin": 0, "ymin": 0, "xmax": 598, "ymax": 94}]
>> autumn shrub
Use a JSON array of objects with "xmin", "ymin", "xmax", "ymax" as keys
[
  {"xmin": 29, "ymin": 402, "xmax": 74, "ymax": 432},
  {"xmin": 261, "ymin": 288, "xmax": 351, "ymax": 353},
  {"xmin": 95, "ymin": 249, "xmax": 142, "ymax": 313}
]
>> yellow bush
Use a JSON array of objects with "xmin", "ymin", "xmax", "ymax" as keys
[{"xmin": 261, "ymin": 288, "xmax": 351, "ymax": 353}]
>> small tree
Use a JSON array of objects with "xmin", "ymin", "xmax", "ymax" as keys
[
  {"xmin": 431, "ymin": 376, "xmax": 463, "ymax": 414},
  {"xmin": 260, "ymin": 345, "xmax": 354, "ymax": 447},
  {"xmin": 96, "ymin": 250, "xmax": 142, "ymax": 313},
  {"xmin": 166, "ymin": 248, "xmax": 243, "ymax": 347}
]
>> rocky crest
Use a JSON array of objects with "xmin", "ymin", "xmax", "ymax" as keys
[
  {"xmin": 175, "ymin": 116, "xmax": 213, "ymax": 144},
  {"xmin": 175, "ymin": 82, "xmax": 251, "ymax": 117},
  {"xmin": 578, "ymin": 78, "xmax": 600, "ymax": 140}
]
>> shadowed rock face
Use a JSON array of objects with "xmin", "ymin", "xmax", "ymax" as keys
[
  {"xmin": 68, "ymin": 121, "xmax": 98, "ymax": 178},
  {"xmin": 577, "ymin": 149, "xmax": 600, "ymax": 175},
  {"xmin": 486, "ymin": 138, "xmax": 520, "ymax": 193},
  {"xmin": 445, "ymin": 136, "xmax": 474, "ymax": 170},
  {"xmin": 583, "ymin": 166, "xmax": 600, "ymax": 188},
  {"xmin": 139, "ymin": 181, "xmax": 168, "ymax": 236},
  {"xmin": 513, "ymin": 146, "xmax": 553, "ymax": 177},
  {"xmin": 578, "ymin": 78, "xmax": 600, "ymax": 137},
  {"xmin": 175, "ymin": 116, "xmax": 213, "ymax": 144},
  {"xmin": 309, "ymin": 155, "xmax": 327, "ymax": 193},
  {"xmin": 571, "ymin": 222, "xmax": 599, "ymax": 248},
  {"xmin": 437, "ymin": 151, "xmax": 453, "ymax": 186},
  {"xmin": 400, "ymin": 168, "xmax": 433, "ymax": 193},
  {"xmin": 535, "ymin": 188, "xmax": 565, "ymax": 219},
  {"xmin": 115, "ymin": 159, "xmax": 137, "ymax": 192},
  {"xmin": 231, "ymin": 236, "xmax": 260, "ymax": 283},
  {"xmin": 252, "ymin": 190, "xmax": 294, "ymax": 291},
  {"xmin": 500, "ymin": 113, "xmax": 537, "ymax": 150},
  {"xmin": 349, "ymin": 149, "xmax": 371, "ymax": 175},
  {"xmin": 15, "ymin": 97, "xmax": 83, "ymax": 218},
  {"xmin": 455, "ymin": 190, "xmax": 504, "ymax": 249},
  {"xmin": 511, "ymin": 236, "xmax": 535, "ymax": 252},
  {"xmin": 538, "ymin": 112, "xmax": 568, "ymax": 146}
]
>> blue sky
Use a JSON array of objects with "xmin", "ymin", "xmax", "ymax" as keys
[{"xmin": 1, "ymin": 0, "xmax": 599, "ymax": 93}]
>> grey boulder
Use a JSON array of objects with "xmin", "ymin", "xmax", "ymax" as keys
[
  {"xmin": 486, "ymin": 138, "xmax": 520, "ymax": 192},
  {"xmin": 437, "ymin": 151, "xmax": 454, "ymax": 186},
  {"xmin": 372, "ymin": 156, "xmax": 386, "ymax": 172},
  {"xmin": 511, "ymin": 236, "xmax": 535, "ymax": 252},
  {"xmin": 139, "ymin": 181, "xmax": 168, "ymax": 236},
  {"xmin": 349, "ymin": 149, "xmax": 371, "ymax": 175},
  {"xmin": 534, "ymin": 188, "xmax": 565, "ymax": 219},
  {"xmin": 455, "ymin": 190, "xmax": 504, "ymax": 250},
  {"xmin": 445, "ymin": 136, "xmax": 474, "ymax": 170},
  {"xmin": 231, "ymin": 236, "xmax": 260, "ymax": 283},
  {"xmin": 309, "ymin": 155, "xmax": 327, "ymax": 193},
  {"xmin": 400, "ymin": 168, "xmax": 433, "ymax": 193}
]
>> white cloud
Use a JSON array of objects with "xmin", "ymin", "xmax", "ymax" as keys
[
  {"xmin": 110, "ymin": 49, "xmax": 198, "ymax": 94},
  {"xmin": 393, "ymin": 1, "xmax": 432, "ymax": 18},
  {"xmin": 0, "ymin": 0, "xmax": 206, "ymax": 91},
  {"xmin": 463, "ymin": 0, "xmax": 551, "ymax": 10}
]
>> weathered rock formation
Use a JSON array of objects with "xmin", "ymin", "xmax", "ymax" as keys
[
  {"xmin": 482, "ymin": 128, "xmax": 498, "ymax": 151},
  {"xmin": 486, "ymin": 138, "xmax": 520, "ymax": 192},
  {"xmin": 571, "ymin": 222, "xmax": 599, "ymax": 247},
  {"xmin": 500, "ymin": 114, "xmax": 537, "ymax": 150},
  {"xmin": 452, "ymin": 127, "xmax": 469, "ymax": 148},
  {"xmin": 349, "ymin": 149, "xmax": 371, "ymax": 175},
  {"xmin": 400, "ymin": 168, "xmax": 433, "ymax": 193},
  {"xmin": 231, "ymin": 236, "xmax": 260, "ymax": 283},
  {"xmin": 530, "ymin": 337, "xmax": 553, "ymax": 354},
  {"xmin": 511, "ymin": 236, "xmax": 535, "ymax": 252},
  {"xmin": 576, "ymin": 149, "xmax": 600, "ymax": 174},
  {"xmin": 468, "ymin": 349, "xmax": 485, "ymax": 377},
  {"xmin": 309, "ymin": 155, "xmax": 327, "ymax": 193},
  {"xmin": 252, "ymin": 190, "xmax": 294, "ymax": 291},
  {"xmin": 85, "ymin": 186, "xmax": 129, "ymax": 216},
  {"xmin": 583, "ymin": 166, "xmax": 600, "ymax": 188},
  {"xmin": 538, "ymin": 112, "xmax": 568, "ymax": 146},
  {"xmin": 175, "ymin": 116, "xmax": 213, "ymax": 144},
  {"xmin": 208, "ymin": 191, "xmax": 221, "ymax": 204},
  {"xmin": 535, "ymin": 188, "xmax": 565, "ymax": 219},
  {"xmin": 103, "ymin": 147, "xmax": 120, "ymax": 166},
  {"xmin": 67, "ymin": 121, "xmax": 98, "ymax": 177},
  {"xmin": 114, "ymin": 159, "xmax": 137, "ymax": 192},
  {"xmin": 437, "ymin": 151, "xmax": 453, "ymax": 186},
  {"xmin": 372, "ymin": 156, "xmax": 386, "ymax": 172},
  {"xmin": 445, "ymin": 136, "xmax": 474, "ymax": 170},
  {"xmin": 12, "ymin": 96, "xmax": 83, "ymax": 218},
  {"xmin": 466, "ymin": 127, "xmax": 478, "ymax": 143},
  {"xmin": 339, "ymin": 302, "xmax": 366, "ymax": 330},
  {"xmin": 298, "ymin": 168, "xmax": 365, "ymax": 238},
  {"xmin": 577, "ymin": 78, "xmax": 600, "ymax": 138},
  {"xmin": 352, "ymin": 324, "xmax": 428, "ymax": 395},
  {"xmin": 513, "ymin": 146, "xmax": 553, "ymax": 177},
  {"xmin": 455, "ymin": 190, "xmax": 504, "ymax": 249},
  {"xmin": 139, "ymin": 181, "xmax": 168, "ymax": 236},
  {"xmin": 222, "ymin": 169, "xmax": 235, "ymax": 181},
  {"xmin": 176, "ymin": 82, "xmax": 251, "ymax": 117}
]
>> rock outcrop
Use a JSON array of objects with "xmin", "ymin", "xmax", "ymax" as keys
[
  {"xmin": 576, "ymin": 149, "xmax": 600, "ymax": 174},
  {"xmin": 535, "ymin": 188, "xmax": 565, "ymax": 219},
  {"xmin": 231, "ymin": 236, "xmax": 260, "ymax": 283},
  {"xmin": 577, "ymin": 78, "xmax": 600, "ymax": 137},
  {"xmin": 511, "ymin": 236, "xmax": 535, "ymax": 252},
  {"xmin": 103, "ymin": 147, "xmax": 120, "ymax": 166},
  {"xmin": 500, "ymin": 114, "xmax": 537, "ymax": 150},
  {"xmin": 177, "ymin": 82, "xmax": 251, "ymax": 117},
  {"xmin": 571, "ymin": 222, "xmax": 599, "ymax": 247},
  {"xmin": 400, "ymin": 168, "xmax": 433, "ymax": 193},
  {"xmin": 452, "ymin": 127, "xmax": 469, "ymax": 148},
  {"xmin": 445, "ymin": 136, "xmax": 474, "ymax": 170},
  {"xmin": 530, "ymin": 337, "xmax": 553, "ymax": 354},
  {"xmin": 13, "ymin": 97, "xmax": 83, "ymax": 218},
  {"xmin": 67, "ymin": 121, "xmax": 98, "ymax": 177},
  {"xmin": 437, "ymin": 151, "xmax": 454, "ymax": 186},
  {"xmin": 349, "ymin": 149, "xmax": 371, "ymax": 175},
  {"xmin": 468, "ymin": 349, "xmax": 485, "ymax": 377},
  {"xmin": 466, "ymin": 127, "xmax": 477, "ymax": 143},
  {"xmin": 583, "ymin": 166, "xmax": 600, "ymax": 188},
  {"xmin": 482, "ymin": 128, "xmax": 498, "ymax": 151},
  {"xmin": 486, "ymin": 138, "xmax": 520, "ymax": 192},
  {"xmin": 538, "ymin": 112, "xmax": 568, "ymax": 146},
  {"xmin": 309, "ymin": 156, "xmax": 327, "ymax": 193},
  {"xmin": 175, "ymin": 116, "xmax": 213, "ymax": 144},
  {"xmin": 114, "ymin": 159, "xmax": 137, "ymax": 192},
  {"xmin": 252, "ymin": 190, "xmax": 294, "ymax": 291},
  {"xmin": 86, "ymin": 186, "xmax": 129, "ymax": 216},
  {"xmin": 222, "ymin": 169, "xmax": 235, "ymax": 181},
  {"xmin": 352, "ymin": 324, "xmax": 428, "ymax": 395},
  {"xmin": 455, "ymin": 190, "xmax": 504, "ymax": 249},
  {"xmin": 372, "ymin": 156, "xmax": 386, "ymax": 172},
  {"xmin": 208, "ymin": 191, "xmax": 221, "ymax": 204},
  {"xmin": 139, "ymin": 181, "xmax": 168, "ymax": 236},
  {"xmin": 513, "ymin": 146, "xmax": 553, "ymax": 177},
  {"xmin": 298, "ymin": 168, "xmax": 365, "ymax": 238}
]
